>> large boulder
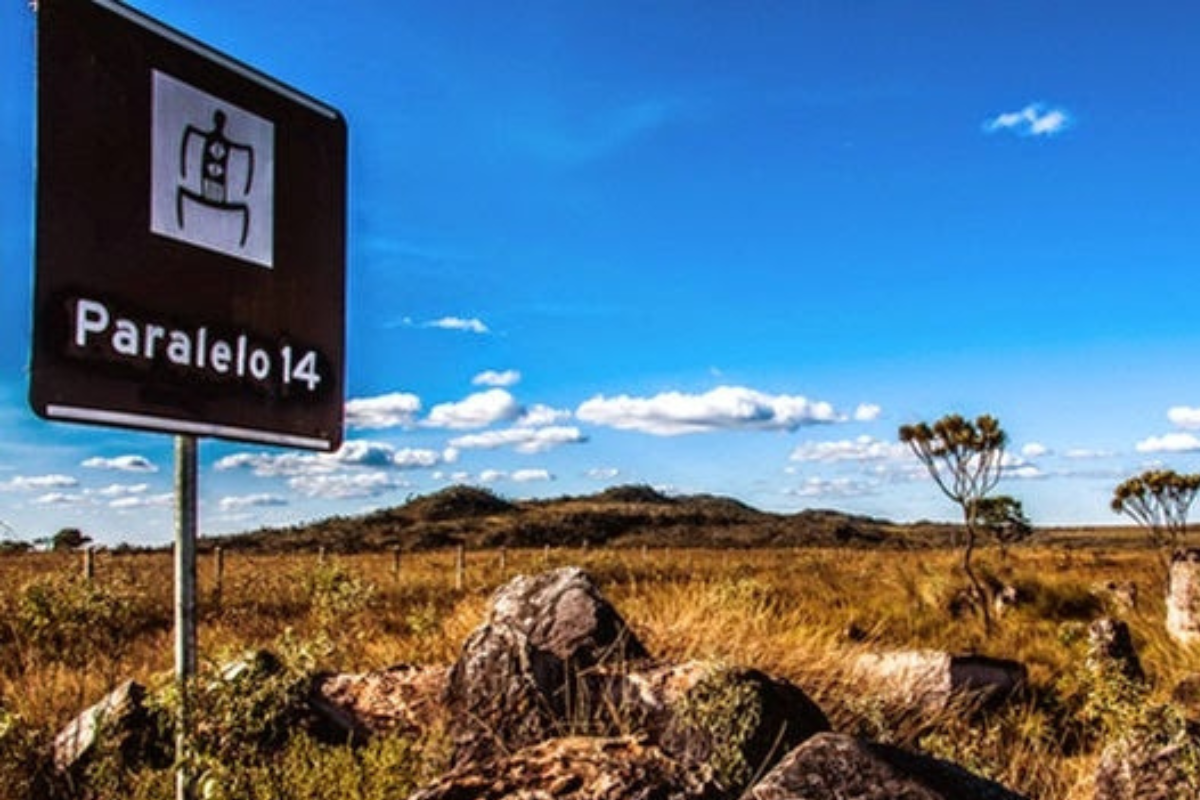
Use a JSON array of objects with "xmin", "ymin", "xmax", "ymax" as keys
[
  {"xmin": 408, "ymin": 735, "xmax": 723, "ymax": 800},
  {"xmin": 742, "ymin": 732, "xmax": 1028, "ymax": 800},
  {"xmin": 852, "ymin": 650, "xmax": 1026, "ymax": 715},
  {"xmin": 444, "ymin": 567, "xmax": 649, "ymax": 764},
  {"xmin": 607, "ymin": 661, "xmax": 829, "ymax": 793},
  {"xmin": 486, "ymin": 566, "xmax": 650, "ymax": 666},
  {"xmin": 309, "ymin": 664, "xmax": 448, "ymax": 741}
]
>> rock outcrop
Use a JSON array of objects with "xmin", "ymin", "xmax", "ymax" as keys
[
  {"xmin": 743, "ymin": 732, "xmax": 1028, "ymax": 800},
  {"xmin": 613, "ymin": 661, "xmax": 829, "ymax": 790},
  {"xmin": 410, "ymin": 736, "xmax": 724, "ymax": 800},
  {"xmin": 310, "ymin": 664, "xmax": 448, "ymax": 741},
  {"xmin": 444, "ymin": 566, "xmax": 650, "ymax": 764},
  {"xmin": 1167, "ymin": 549, "xmax": 1200, "ymax": 645},
  {"xmin": 852, "ymin": 649, "xmax": 1026, "ymax": 715},
  {"xmin": 52, "ymin": 567, "xmax": 1033, "ymax": 800}
]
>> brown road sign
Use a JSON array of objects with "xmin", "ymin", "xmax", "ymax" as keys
[{"xmin": 31, "ymin": 0, "xmax": 347, "ymax": 450}]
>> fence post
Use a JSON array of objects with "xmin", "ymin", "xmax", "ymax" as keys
[
  {"xmin": 82, "ymin": 547, "xmax": 95, "ymax": 581},
  {"xmin": 392, "ymin": 546, "xmax": 402, "ymax": 583},
  {"xmin": 213, "ymin": 547, "xmax": 224, "ymax": 605},
  {"xmin": 455, "ymin": 544, "xmax": 465, "ymax": 591},
  {"xmin": 499, "ymin": 546, "xmax": 508, "ymax": 574}
]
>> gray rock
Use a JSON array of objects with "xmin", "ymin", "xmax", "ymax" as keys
[
  {"xmin": 1087, "ymin": 618, "xmax": 1144, "ymax": 685},
  {"xmin": 486, "ymin": 566, "xmax": 650, "ymax": 666},
  {"xmin": 1167, "ymin": 550, "xmax": 1200, "ymax": 646},
  {"xmin": 852, "ymin": 649, "xmax": 1026, "ymax": 715},
  {"xmin": 444, "ymin": 567, "xmax": 648, "ymax": 764},
  {"xmin": 408, "ymin": 735, "xmax": 724, "ymax": 800},
  {"xmin": 309, "ymin": 664, "xmax": 448, "ymax": 742},
  {"xmin": 53, "ymin": 679, "xmax": 151, "ymax": 773},
  {"xmin": 742, "ymin": 732, "xmax": 1028, "ymax": 800},
  {"xmin": 606, "ymin": 661, "xmax": 829, "ymax": 794}
]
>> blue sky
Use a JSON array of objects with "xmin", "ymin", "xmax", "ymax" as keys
[{"xmin": 3, "ymin": 1, "xmax": 1200, "ymax": 546}]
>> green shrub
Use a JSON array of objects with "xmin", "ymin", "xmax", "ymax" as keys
[
  {"xmin": 6, "ymin": 575, "xmax": 165, "ymax": 672},
  {"xmin": 0, "ymin": 706, "xmax": 61, "ymax": 799}
]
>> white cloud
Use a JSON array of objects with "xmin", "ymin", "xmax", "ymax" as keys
[
  {"xmin": 519, "ymin": 404, "xmax": 572, "ymax": 427},
  {"xmin": 219, "ymin": 494, "xmax": 289, "ymax": 512},
  {"xmin": 1021, "ymin": 442, "xmax": 1049, "ymax": 458},
  {"xmin": 984, "ymin": 103, "xmax": 1072, "ymax": 137},
  {"xmin": 576, "ymin": 386, "xmax": 839, "ymax": 436},
  {"xmin": 345, "ymin": 392, "xmax": 421, "ymax": 430},
  {"xmin": 999, "ymin": 453, "xmax": 1045, "ymax": 479},
  {"xmin": 216, "ymin": 440, "xmax": 452, "ymax": 478},
  {"xmin": 1006, "ymin": 465, "xmax": 1046, "ymax": 480},
  {"xmin": 81, "ymin": 455, "xmax": 158, "ymax": 473},
  {"xmin": 1136, "ymin": 432, "xmax": 1200, "ymax": 454},
  {"xmin": 1168, "ymin": 406, "xmax": 1200, "ymax": 430},
  {"xmin": 430, "ymin": 316, "xmax": 489, "ymax": 334},
  {"xmin": 215, "ymin": 452, "xmax": 326, "ymax": 478},
  {"xmin": 389, "ymin": 448, "xmax": 443, "ymax": 469},
  {"xmin": 0, "ymin": 474, "xmax": 79, "ymax": 492},
  {"xmin": 426, "ymin": 389, "xmax": 523, "ymax": 430},
  {"xmin": 94, "ymin": 483, "xmax": 150, "ymax": 498},
  {"xmin": 335, "ymin": 440, "xmax": 401, "ymax": 468},
  {"xmin": 288, "ymin": 471, "xmax": 401, "ymax": 500},
  {"xmin": 32, "ymin": 492, "xmax": 89, "ymax": 506},
  {"xmin": 789, "ymin": 435, "xmax": 906, "ymax": 463},
  {"xmin": 109, "ymin": 493, "xmax": 173, "ymax": 510},
  {"xmin": 587, "ymin": 467, "xmax": 620, "ymax": 480},
  {"xmin": 1064, "ymin": 448, "xmax": 1113, "ymax": 460},
  {"xmin": 473, "ymin": 369, "xmax": 521, "ymax": 388},
  {"xmin": 512, "ymin": 469, "xmax": 553, "ymax": 483},
  {"xmin": 853, "ymin": 403, "xmax": 882, "ymax": 422},
  {"xmin": 476, "ymin": 468, "xmax": 553, "ymax": 484},
  {"xmin": 785, "ymin": 476, "xmax": 873, "ymax": 499},
  {"xmin": 449, "ymin": 425, "xmax": 587, "ymax": 454}
]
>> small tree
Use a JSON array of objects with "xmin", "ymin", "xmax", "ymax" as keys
[
  {"xmin": 900, "ymin": 413, "xmax": 1007, "ymax": 633},
  {"xmin": 49, "ymin": 527, "xmax": 91, "ymax": 551},
  {"xmin": 1111, "ymin": 469, "xmax": 1200, "ymax": 574},
  {"xmin": 973, "ymin": 494, "xmax": 1032, "ymax": 558}
]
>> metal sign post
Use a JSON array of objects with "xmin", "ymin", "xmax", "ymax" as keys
[
  {"xmin": 174, "ymin": 435, "xmax": 198, "ymax": 799},
  {"xmin": 30, "ymin": 2, "xmax": 347, "ymax": 798},
  {"xmin": 32, "ymin": 0, "xmax": 347, "ymax": 450}
]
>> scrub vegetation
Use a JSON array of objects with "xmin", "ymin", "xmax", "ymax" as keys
[{"xmin": 0, "ymin": 492, "xmax": 1196, "ymax": 798}]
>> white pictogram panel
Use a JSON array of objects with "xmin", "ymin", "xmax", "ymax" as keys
[{"xmin": 150, "ymin": 70, "xmax": 275, "ymax": 267}]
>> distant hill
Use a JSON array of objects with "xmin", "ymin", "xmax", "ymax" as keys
[{"xmin": 205, "ymin": 484, "xmax": 960, "ymax": 553}]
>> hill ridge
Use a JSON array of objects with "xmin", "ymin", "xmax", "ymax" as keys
[{"xmin": 205, "ymin": 484, "xmax": 953, "ymax": 553}]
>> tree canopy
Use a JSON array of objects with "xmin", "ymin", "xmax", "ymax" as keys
[
  {"xmin": 899, "ymin": 414, "xmax": 1007, "ymax": 508},
  {"xmin": 900, "ymin": 413, "xmax": 1010, "ymax": 634},
  {"xmin": 49, "ymin": 527, "xmax": 91, "ymax": 551},
  {"xmin": 1111, "ymin": 469, "xmax": 1200, "ymax": 552}
]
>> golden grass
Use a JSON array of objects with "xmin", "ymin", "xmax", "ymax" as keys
[{"xmin": 1, "ymin": 543, "xmax": 1197, "ymax": 799}]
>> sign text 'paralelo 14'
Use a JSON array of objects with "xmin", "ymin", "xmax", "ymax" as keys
[
  {"xmin": 32, "ymin": 0, "xmax": 346, "ymax": 450},
  {"xmin": 72, "ymin": 297, "xmax": 325, "ymax": 393}
]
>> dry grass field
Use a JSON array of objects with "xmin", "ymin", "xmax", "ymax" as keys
[{"xmin": 1, "ymin": 538, "xmax": 1196, "ymax": 799}]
